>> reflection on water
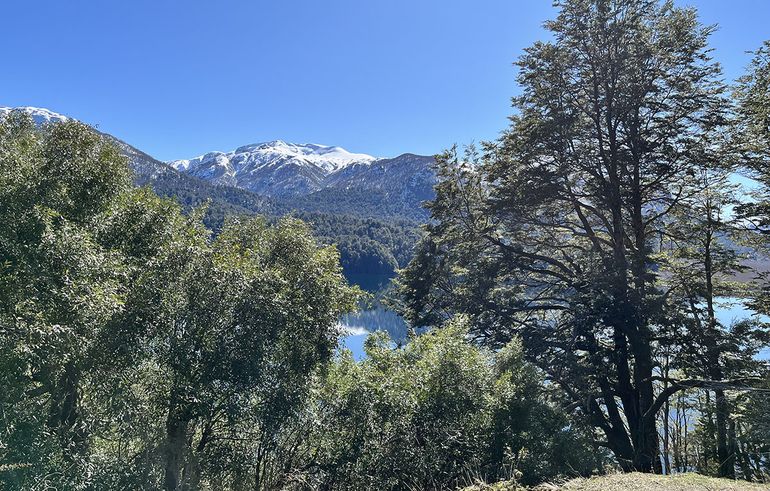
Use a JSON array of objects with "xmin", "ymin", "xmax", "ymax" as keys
[
  {"xmin": 340, "ymin": 307, "xmax": 408, "ymax": 341},
  {"xmin": 338, "ymin": 274, "xmax": 409, "ymax": 360},
  {"xmin": 339, "ymin": 306, "xmax": 409, "ymax": 361},
  {"xmin": 337, "ymin": 284, "xmax": 770, "ymax": 362}
]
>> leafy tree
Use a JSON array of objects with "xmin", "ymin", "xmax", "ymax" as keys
[
  {"xmin": 735, "ymin": 40, "xmax": 770, "ymax": 310},
  {"xmin": 656, "ymin": 121, "xmax": 770, "ymax": 477},
  {"xmin": 0, "ymin": 113, "xmax": 360, "ymax": 490},
  {"xmin": 0, "ymin": 111, "xmax": 132, "ymax": 485},
  {"xmin": 396, "ymin": 0, "xmax": 750, "ymax": 472},
  {"xmin": 730, "ymin": 38, "xmax": 770, "ymax": 481},
  {"xmin": 108, "ymin": 214, "xmax": 358, "ymax": 490}
]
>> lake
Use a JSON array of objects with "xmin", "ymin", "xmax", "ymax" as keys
[
  {"xmin": 338, "ymin": 274, "xmax": 409, "ymax": 360},
  {"xmin": 338, "ymin": 280, "xmax": 769, "ymax": 362}
]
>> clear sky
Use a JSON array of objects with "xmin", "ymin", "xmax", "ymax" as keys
[{"xmin": 2, "ymin": 1, "xmax": 769, "ymax": 161}]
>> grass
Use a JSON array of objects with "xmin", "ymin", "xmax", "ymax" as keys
[
  {"xmin": 463, "ymin": 472, "xmax": 769, "ymax": 491},
  {"xmin": 554, "ymin": 472, "xmax": 768, "ymax": 490}
]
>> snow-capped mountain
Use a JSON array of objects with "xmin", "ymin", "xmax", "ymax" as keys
[
  {"xmin": 1, "ymin": 106, "xmax": 436, "ymax": 219},
  {"xmin": 0, "ymin": 106, "xmax": 69, "ymax": 125},
  {"xmin": 169, "ymin": 141, "xmax": 436, "ymax": 204},
  {"xmin": 169, "ymin": 141, "xmax": 378, "ymax": 197}
]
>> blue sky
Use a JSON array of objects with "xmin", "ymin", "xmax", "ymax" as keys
[{"xmin": 2, "ymin": 1, "xmax": 769, "ymax": 161}]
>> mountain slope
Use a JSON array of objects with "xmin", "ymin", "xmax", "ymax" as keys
[
  {"xmin": 0, "ymin": 106, "xmax": 69, "ymax": 125},
  {"xmin": 0, "ymin": 106, "xmax": 424, "ymax": 279},
  {"xmin": 323, "ymin": 153, "xmax": 436, "ymax": 211},
  {"xmin": 0, "ymin": 106, "xmax": 276, "ymax": 224},
  {"xmin": 170, "ymin": 141, "xmax": 376, "ymax": 196},
  {"xmin": 170, "ymin": 141, "xmax": 436, "ymax": 219}
]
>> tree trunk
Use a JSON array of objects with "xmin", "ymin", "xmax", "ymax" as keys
[
  {"xmin": 703, "ymin": 221, "xmax": 734, "ymax": 478},
  {"xmin": 662, "ymin": 359, "xmax": 672, "ymax": 474},
  {"xmin": 164, "ymin": 388, "xmax": 192, "ymax": 491},
  {"xmin": 48, "ymin": 362, "xmax": 85, "ymax": 458},
  {"xmin": 734, "ymin": 422, "xmax": 755, "ymax": 481},
  {"xmin": 715, "ymin": 389, "xmax": 734, "ymax": 478}
]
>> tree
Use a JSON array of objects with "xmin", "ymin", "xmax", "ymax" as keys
[
  {"xmin": 735, "ymin": 40, "xmax": 770, "ymax": 310},
  {"xmin": 0, "ymin": 111, "xmax": 132, "ymax": 484},
  {"xmin": 111, "ymin": 214, "xmax": 358, "ymax": 490},
  {"xmin": 293, "ymin": 318, "xmax": 601, "ymax": 490},
  {"xmin": 0, "ymin": 113, "xmax": 360, "ymax": 490},
  {"xmin": 397, "ymin": 0, "xmax": 738, "ymax": 472},
  {"xmin": 660, "ymin": 161, "xmax": 769, "ymax": 477},
  {"xmin": 730, "ymin": 38, "xmax": 770, "ymax": 481}
]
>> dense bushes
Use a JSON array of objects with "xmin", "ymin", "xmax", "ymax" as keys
[{"xmin": 292, "ymin": 318, "xmax": 603, "ymax": 490}]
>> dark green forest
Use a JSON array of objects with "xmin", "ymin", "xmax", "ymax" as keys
[
  {"xmin": 148, "ymin": 162, "xmax": 423, "ymax": 284},
  {"xmin": 2, "ymin": 0, "xmax": 770, "ymax": 490}
]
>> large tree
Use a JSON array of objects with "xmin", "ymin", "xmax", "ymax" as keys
[
  {"xmin": 111, "ymin": 213, "xmax": 359, "ymax": 490},
  {"xmin": 397, "ymin": 0, "xmax": 746, "ymax": 472},
  {"xmin": 0, "ymin": 112, "xmax": 132, "ymax": 472},
  {"xmin": 0, "ymin": 113, "xmax": 360, "ymax": 490},
  {"xmin": 660, "ymin": 150, "xmax": 769, "ymax": 477},
  {"xmin": 736, "ymin": 40, "xmax": 770, "ymax": 308}
]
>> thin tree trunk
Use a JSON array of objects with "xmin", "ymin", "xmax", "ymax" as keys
[
  {"xmin": 164, "ymin": 387, "xmax": 192, "ymax": 491},
  {"xmin": 715, "ymin": 390, "xmax": 734, "ymax": 478},
  {"xmin": 49, "ymin": 362, "xmax": 85, "ymax": 458},
  {"xmin": 662, "ymin": 356, "xmax": 672, "ymax": 474}
]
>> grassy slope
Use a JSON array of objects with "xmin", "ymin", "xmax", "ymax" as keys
[
  {"xmin": 464, "ymin": 473, "xmax": 768, "ymax": 491},
  {"xmin": 556, "ymin": 473, "xmax": 768, "ymax": 490}
]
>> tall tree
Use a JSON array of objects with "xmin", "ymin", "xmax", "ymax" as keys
[
  {"xmin": 113, "ymin": 214, "xmax": 358, "ymax": 490},
  {"xmin": 0, "ymin": 112, "xmax": 132, "ymax": 468},
  {"xmin": 735, "ymin": 40, "xmax": 770, "ymax": 310},
  {"xmin": 660, "ymin": 153, "xmax": 767, "ymax": 478},
  {"xmin": 397, "ymin": 0, "xmax": 736, "ymax": 472}
]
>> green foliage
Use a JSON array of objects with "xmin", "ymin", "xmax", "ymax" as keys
[
  {"xmin": 150, "ymin": 174, "xmax": 422, "ymax": 282},
  {"xmin": 294, "ymin": 318, "xmax": 603, "ymax": 490},
  {"xmin": 275, "ymin": 187, "xmax": 431, "ymax": 222},
  {"xmin": 0, "ymin": 111, "xmax": 359, "ymax": 490},
  {"xmin": 0, "ymin": 111, "xmax": 134, "ymax": 487},
  {"xmin": 395, "ymin": 0, "xmax": 769, "ymax": 478},
  {"xmin": 298, "ymin": 211, "xmax": 422, "ymax": 279}
]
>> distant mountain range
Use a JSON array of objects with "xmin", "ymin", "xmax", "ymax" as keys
[
  {"xmin": 168, "ymin": 140, "xmax": 435, "ymax": 209},
  {"xmin": 0, "ymin": 106, "xmax": 435, "ymax": 283},
  {"xmin": 1, "ymin": 107, "xmax": 436, "ymax": 221}
]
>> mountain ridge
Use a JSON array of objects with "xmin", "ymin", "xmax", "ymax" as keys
[
  {"xmin": 0, "ymin": 106, "xmax": 435, "ymax": 221},
  {"xmin": 168, "ymin": 139, "xmax": 435, "ymax": 203},
  {"xmin": 0, "ymin": 106, "xmax": 430, "ymax": 280}
]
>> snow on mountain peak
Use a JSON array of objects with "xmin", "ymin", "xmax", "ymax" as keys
[
  {"xmin": 0, "ymin": 106, "xmax": 69, "ymax": 124},
  {"xmin": 167, "ymin": 141, "xmax": 380, "ymax": 196},
  {"xmin": 170, "ymin": 140, "xmax": 376, "ymax": 179},
  {"xmin": 240, "ymin": 140, "xmax": 374, "ymax": 167}
]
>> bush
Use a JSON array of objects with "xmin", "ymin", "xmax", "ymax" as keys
[{"xmin": 293, "ymin": 317, "xmax": 603, "ymax": 490}]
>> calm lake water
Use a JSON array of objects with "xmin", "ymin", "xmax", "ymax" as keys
[
  {"xmin": 338, "ymin": 274, "xmax": 408, "ymax": 360},
  {"xmin": 338, "ymin": 278, "xmax": 769, "ymax": 362}
]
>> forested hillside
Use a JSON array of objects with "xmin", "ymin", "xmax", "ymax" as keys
[
  {"xmin": 1, "ymin": 107, "xmax": 427, "ymax": 284},
  {"xmin": 0, "ymin": 109, "xmax": 426, "ymax": 284},
  {"xmin": 128, "ymin": 140, "xmax": 426, "ymax": 283}
]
